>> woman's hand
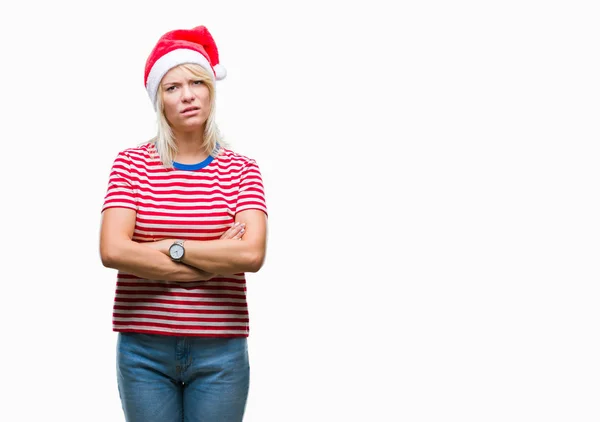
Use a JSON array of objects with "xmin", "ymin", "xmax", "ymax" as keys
[{"xmin": 220, "ymin": 222, "xmax": 246, "ymax": 240}]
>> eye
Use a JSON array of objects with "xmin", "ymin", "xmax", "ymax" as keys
[
  {"xmin": 193, "ymin": 80, "xmax": 204, "ymax": 85},
  {"xmin": 165, "ymin": 86, "xmax": 176, "ymax": 92}
]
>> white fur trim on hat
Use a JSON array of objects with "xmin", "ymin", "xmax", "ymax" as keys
[{"xmin": 146, "ymin": 48, "xmax": 214, "ymax": 108}]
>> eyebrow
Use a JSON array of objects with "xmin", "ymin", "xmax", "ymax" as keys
[{"xmin": 162, "ymin": 77, "xmax": 199, "ymax": 87}]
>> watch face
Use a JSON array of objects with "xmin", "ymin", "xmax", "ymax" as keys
[{"xmin": 170, "ymin": 244, "xmax": 184, "ymax": 260}]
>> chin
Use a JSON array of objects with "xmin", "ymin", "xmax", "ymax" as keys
[{"xmin": 180, "ymin": 117, "xmax": 207, "ymax": 126}]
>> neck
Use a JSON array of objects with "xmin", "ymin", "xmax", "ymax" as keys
[{"xmin": 173, "ymin": 128, "xmax": 207, "ymax": 163}]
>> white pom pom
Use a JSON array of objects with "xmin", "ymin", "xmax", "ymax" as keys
[{"xmin": 214, "ymin": 64, "xmax": 227, "ymax": 80}]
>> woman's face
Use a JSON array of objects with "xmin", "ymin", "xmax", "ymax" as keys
[{"xmin": 160, "ymin": 66, "xmax": 211, "ymax": 133}]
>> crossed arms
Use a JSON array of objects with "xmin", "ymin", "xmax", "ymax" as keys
[{"xmin": 99, "ymin": 207, "xmax": 267, "ymax": 282}]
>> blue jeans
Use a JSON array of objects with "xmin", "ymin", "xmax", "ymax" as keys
[{"xmin": 116, "ymin": 333, "xmax": 250, "ymax": 422}]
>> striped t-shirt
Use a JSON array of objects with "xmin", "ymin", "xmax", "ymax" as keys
[{"xmin": 101, "ymin": 143, "xmax": 267, "ymax": 337}]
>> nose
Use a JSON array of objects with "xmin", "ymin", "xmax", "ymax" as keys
[{"xmin": 181, "ymin": 85, "xmax": 195, "ymax": 102}]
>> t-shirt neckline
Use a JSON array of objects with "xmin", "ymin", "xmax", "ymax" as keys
[{"xmin": 172, "ymin": 154, "xmax": 214, "ymax": 171}]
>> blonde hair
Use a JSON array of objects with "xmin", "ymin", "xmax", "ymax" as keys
[{"xmin": 149, "ymin": 63, "xmax": 225, "ymax": 168}]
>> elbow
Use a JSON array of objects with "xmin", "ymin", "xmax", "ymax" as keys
[
  {"xmin": 100, "ymin": 252, "xmax": 116, "ymax": 269},
  {"xmin": 246, "ymin": 251, "xmax": 265, "ymax": 273},
  {"xmin": 100, "ymin": 245, "xmax": 119, "ymax": 269}
]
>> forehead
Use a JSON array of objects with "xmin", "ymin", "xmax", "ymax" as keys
[{"xmin": 162, "ymin": 65, "xmax": 194, "ymax": 83}]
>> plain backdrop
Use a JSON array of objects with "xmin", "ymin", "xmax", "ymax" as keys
[{"xmin": 0, "ymin": 0, "xmax": 598, "ymax": 421}]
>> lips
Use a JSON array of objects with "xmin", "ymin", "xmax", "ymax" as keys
[{"xmin": 181, "ymin": 106, "xmax": 200, "ymax": 114}]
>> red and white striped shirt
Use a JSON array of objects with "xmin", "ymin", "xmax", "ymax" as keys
[{"xmin": 102, "ymin": 143, "xmax": 267, "ymax": 337}]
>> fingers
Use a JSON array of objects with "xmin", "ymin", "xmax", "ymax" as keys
[
  {"xmin": 233, "ymin": 226, "xmax": 245, "ymax": 240},
  {"xmin": 219, "ymin": 222, "xmax": 246, "ymax": 240}
]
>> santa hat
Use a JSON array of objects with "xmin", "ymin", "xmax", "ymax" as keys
[{"xmin": 144, "ymin": 25, "xmax": 226, "ymax": 108}]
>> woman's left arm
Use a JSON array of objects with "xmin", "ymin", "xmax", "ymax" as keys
[{"xmin": 148, "ymin": 209, "xmax": 268, "ymax": 275}]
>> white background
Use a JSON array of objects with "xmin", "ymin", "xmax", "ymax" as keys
[{"xmin": 1, "ymin": 0, "xmax": 598, "ymax": 421}]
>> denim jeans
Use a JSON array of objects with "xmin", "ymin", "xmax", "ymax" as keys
[{"xmin": 116, "ymin": 332, "xmax": 250, "ymax": 422}]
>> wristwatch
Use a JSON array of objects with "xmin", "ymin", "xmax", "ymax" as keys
[{"xmin": 169, "ymin": 240, "xmax": 185, "ymax": 262}]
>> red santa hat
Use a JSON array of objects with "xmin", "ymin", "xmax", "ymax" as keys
[{"xmin": 144, "ymin": 25, "xmax": 226, "ymax": 108}]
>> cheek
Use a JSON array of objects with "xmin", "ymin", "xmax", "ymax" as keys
[
  {"xmin": 198, "ymin": 86, "xmax": 211, "ymax": 102},
  {"xmin": 162, "ymin": 99, "xmax": 178, "ymax": 117}
]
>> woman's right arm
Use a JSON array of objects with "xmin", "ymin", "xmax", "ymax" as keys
[{"xmin": 99, "ymin": 207, "xmax": 214, "ymax": 282}]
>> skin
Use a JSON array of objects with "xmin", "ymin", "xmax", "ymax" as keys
[
  {"xmin": 161, "ymin": 65, "xmax": 212, "ymax": 161},
  {"xmin": 100, "ymin": 65, "xmax": 268, "ymax": 281}
]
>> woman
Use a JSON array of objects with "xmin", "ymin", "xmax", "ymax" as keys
[{"xmin": 99, "ymin": 25, "xmax": 268, "ymax": 422}]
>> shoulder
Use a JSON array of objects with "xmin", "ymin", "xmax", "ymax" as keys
[
  {"xmin": 112, "ymin": 143, "xmax": 158, "ymax": 167},
  {"xmin": 217, "ymin": 147, "xmax": 259, "ymax": 168},
  {"xmin": 116, "ymin": 142, "xmax": 156, "ymax": 160}
]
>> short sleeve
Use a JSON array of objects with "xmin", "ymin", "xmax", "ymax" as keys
[
  {"xmin": 101, "ymin": 151, "xmax": 138, "ymax": 213},
  {"xmin": 235, "ymin": 160, "xmax": 268, "ymax": 216}
]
